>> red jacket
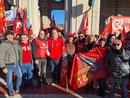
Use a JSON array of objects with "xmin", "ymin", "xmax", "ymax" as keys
[
  {"xmin": 35, "ymin": 38, "xmax": 48, "ymax": 58},
  {"xmin": 48, "ymin": 37, "xmax": 65, "ymax": 60}
]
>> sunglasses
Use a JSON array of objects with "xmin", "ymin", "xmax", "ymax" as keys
[
  {"xmin": 78, "ymin": 36, "xmax": 83, "ymax": 38},
  {"xmin": 113, "ymin": 44, "xmax": 120, "ymax": 46}
]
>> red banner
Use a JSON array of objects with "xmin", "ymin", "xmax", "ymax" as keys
[
  {"xmin": 100, "ymin": 16, "xmax": 130, "ymax": 38},
  {"xmin": 23, "ymin": 8, "xmax": 29, "ymax": 34},
  {"xmin": 82, "ymin": 13, "xmax": 88, "ymax": 33},
  {"xmin": 0, "ymin": 0, "xmax": 7, "ymax": 34},
  {"xmin": 13, "ymin": 18, "xmax": 22, "ymax": 35},
  {"xmin": 69, "ymin": 47, "xmax": 108, "ymax": 89},
  {"xmin": 60, "ymin": 56, "xmax": 68, "ymax": 86}
]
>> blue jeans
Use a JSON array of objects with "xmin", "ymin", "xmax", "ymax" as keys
[
  {"xmin": 21, "ymin": 62, "xmax": 34, "ymax": 85},
  {"xmin": 6, "ymin": 64, "xmax": 22, "ymax": 95},
  {"xmin": 109, "ymin": 77, "xmax": 128, "ymax": 98},
  {"xmin": 49, "ymin": 59, "xmax": 61, "ymax": 83}
]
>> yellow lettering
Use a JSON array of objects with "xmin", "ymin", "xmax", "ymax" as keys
[
  {"xmin": 77, "ymin": 77, "xmax": 82, "ymax": 84},
  {"xmin": 82, "ymin": 75, "xmax": 88, "ymax": 81}
]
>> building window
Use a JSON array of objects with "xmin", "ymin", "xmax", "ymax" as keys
[{"xmin": 54, "ymin": 0, "xmax": 62, "ymax": 3}]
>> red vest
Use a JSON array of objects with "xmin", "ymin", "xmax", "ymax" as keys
[
  {"xmin": 35, "ymin": 38, "xmax": 48, "ymax": 58},
  {"xmin": 48, "ymin": 37, "xmax": 65, "ymax": 60}
]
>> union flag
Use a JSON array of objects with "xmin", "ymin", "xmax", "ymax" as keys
[
  {"xmin": 0, "ymin": 0, "xmax": 7, "ymax": 34},
  {"xmin": 69, "ymin": 47, "xmax": 108, "ymax": 89},
  {"xmin": 13, "ymin": 9, "xmax": 22, "ymax": 35}
]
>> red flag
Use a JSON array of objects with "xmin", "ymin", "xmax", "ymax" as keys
[
  {"xmin": 82, "ymin": 13, "xmax": 88, "ymax": 33},
  {"xmin": 100, "ymin": 19, "xmax": 112, "ymax": 38},
  {"xmin": 50, "ymin": 15, "xmax": 56, "ymax": 29},
  {"xmin": 60, "ymin": 55, "xmax": 69, "ymax": 86},
  {"xmin": 13, "ymin": 9, "xmax": 22, "ymax": 35},
  {"xmin": 0, "ymin": 0, "xmax": 7, "ymax": 34},
  {"xmin": 120, "ymin": 27, "xmax": 126, "ymax": 41},
  {"xmin": 23, "ymin": 8, "xmax": 29, "ymax": 34},
  {"xmin": 69, "ymin": 47, "xmax": 108, "ymax": 89}
]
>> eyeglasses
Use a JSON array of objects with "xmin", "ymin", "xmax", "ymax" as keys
[{"xmin": 113, "ymin": 44, "xmax": 120, "ymax": 46}]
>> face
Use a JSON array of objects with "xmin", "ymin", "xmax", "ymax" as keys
[
  {"xmin": 51, "ymin": 29, "xmax": 58, "ymax": 39},
  {"xmin": 78, "ymin": 34, "xmax": 84, "ymax": 40},
  {"xmin": 21, "ymin": 35, "xmax": 29, "ymax": 43},
  {"xmin": 99, "ymin": 41, "xmax": 105, "ymax": 47},
  {"xmin": 109, "ymin": 36, "xmax": 116, "ymax": 43},
  {"xmin": 39, "ymin": 30, "xmax": 45, "ymax": 39},
  {"xmin": 88, "ymin": 37, "xmax": 95, "ymax": 43},
  {"xmin": 113, "ymin": 41, "xmax": 122, "ymax": 50},
  {"xmin": 68, "ymin": 37, "xmax": 73, "ymax": 43},
  {"xmin": 6, "ymin": 34, "xmax": 14, "ymax": 42}
]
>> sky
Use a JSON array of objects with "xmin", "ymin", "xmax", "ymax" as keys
[{"xmin": 51, "ymin": 10, "xmax": 64, "ymax": 24}]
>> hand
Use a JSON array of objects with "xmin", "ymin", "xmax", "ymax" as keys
[
  {"xmin": 3, "ymin": 68, "xmax": 8, "ymax": 74},
  {"xmin": 35, "ymin": 60, "xmax": 39, "ymax": 65}
]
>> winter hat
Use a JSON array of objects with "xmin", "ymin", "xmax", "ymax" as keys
[{"xmin": 4, "ymin": 31, "xmax": 14, "ymax": 37}]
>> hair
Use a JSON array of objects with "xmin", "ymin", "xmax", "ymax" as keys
[{"xmin": 87, "ymin": 34, "xmax": 96, "ymax": 42}]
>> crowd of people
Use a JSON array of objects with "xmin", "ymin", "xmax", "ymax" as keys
[{"xmin": 0, "ymin": 29, "xmax": 130, "ymax": 98}]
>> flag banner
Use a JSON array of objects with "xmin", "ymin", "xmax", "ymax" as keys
[
  {"xmin": 13, "ymin": 9, "xmax": 22, "ymax": 35},
  {"xmin": 5, "ymin": 9, "xmax": 16, "ymax": 26},
  {"xmin": 60, "ymin": 56, "xmax": 69, "ymax": 86},
  {"xmin": 0, "ymin": 0, "xmax": 7, "ymax": 34},
  {"xmin": 50, "ymin": 15, "xmax": 56, "ymax": 29},
  {"xmin": 82, "ymin": 13, "xmax": 88, "ymax": 34},
  {"xmin": 23, "ymin": 8, "xmax": 29, "ymax": 34},
  {"xmin": 100, "ymin": 19, "xmax": 112, "ymax": 38},
  {"xmin": 13, "ymin": 18, "xmax": 22, "ymax": 35},
  {"xmin": 69, "ymin": 47, "xmax": 108, "ymax": 89},
  {"xmin": 100, "ymin": 16, "xmax": 130, "ymax": 38}
]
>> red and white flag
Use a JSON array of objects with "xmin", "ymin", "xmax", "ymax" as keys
[
  {"xmin": 13, "ymin": 9, "xmax": 22, "ymax": 35},
  {"xmin": 82, "ymin": 13, "xmax": 88, "ymax": 33}
]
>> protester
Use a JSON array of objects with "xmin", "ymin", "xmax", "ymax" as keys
[
  {"xmin": 106, "ymin": 34, "xmax": 116, "ymax": 50},
  {"xmin": 75, "ymin": 32, "xmax": 85, "ymax": 53},
  {"xmin": 48, "ymin": 29, "xmax": 66, "ymax": 84},
  {"xmin": 18, "ymin": 33, "xmax": 34, "ymax": 90},
  {"xmin": 66, "ymin": 33, "xmax": 76, "ymax": 78},
  {"xmin": 82, "ymin": 34, "xmax": 96, "ymax": 52},
  {"xmin": 96, "ymin": 38, "xmax": 108, "ymax": 97},
  {"xmin": 105, "ymin": 39, "xmax": 130, "ymax": 98},
  {"xmin": 82, "ymin": 34, "xmax": 96, "ymax": 92},
  {"xmin": 0, "ymin": 31, "xmax": 22, "ymax": 96},
  {"xmin": 32, "ymin": 30, "xmax": 49, "ymax": 88}
]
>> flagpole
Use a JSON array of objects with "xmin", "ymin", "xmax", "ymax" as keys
[
  {"xmin": 66, "ymin": 76, "xmax": 68, "ymax": 90},
  {"xmin": 91, "ymin": 7, "xmax": 93, "ymax": 34}
]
